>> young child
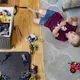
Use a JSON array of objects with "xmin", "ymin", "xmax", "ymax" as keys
[{"xmin": 28, "ymin": 8, "xmax": 80, "ymax": 47}]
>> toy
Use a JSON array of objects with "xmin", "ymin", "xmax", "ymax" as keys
[
  {"xmin": 20, "ymin": 64, "xmax": 38, "ymax": 80},
  {"xmin": 21, "ymin": 54, "xmax": 28, "ymax": 65},
  {"xmin": 2, "ymin": 75, "xmax": 10, "ymax": 80},
  {"xmin": 26, "ymin": 34, "xmax": 38, "ymax": 43},
  {"xmin": 2, "ymin": 10, "xmax": 11, "ymax": 16},
  {"xmin": 30, "ymin": 44, "xmax": 38, "ymax": 53},
  {"xmin": 68, "ymin": 61, "xmax": 80, "ymax": 73},
  {"xmin": 31, "ymin": 64, "xmax": 38, "ymax": 74},
  {"xmin": 0, "ymin": 71, "xmax": 10, "ymax": 80},
  {"xmin": 20, "ymin": 70, "xmax": 31, "ymax": 80}
]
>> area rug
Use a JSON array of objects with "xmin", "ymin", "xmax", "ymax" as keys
[{"xmin": 0, "ymin": 52, "xmax": 31, "ymax": 80}]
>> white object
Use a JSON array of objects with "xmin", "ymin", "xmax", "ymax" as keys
[
  {"xmin": 61, "ymin": 26, "xmax": 67, "ymax": 31},
  {"xmin": 57, "ymin": 23, "xmax": 67, "ymax": 31},
  {"xmin": 21, "ymin": 54, "xmax": 26, "ymax": 61},
  {"xmin": 30, "ymin": 34, "xmax": 36, "ymax": 38}
]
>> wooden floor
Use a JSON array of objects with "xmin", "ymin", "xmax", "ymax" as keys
[{"xmin": 0, "ymin": 0, "xmax": 45, "ymax": 80}]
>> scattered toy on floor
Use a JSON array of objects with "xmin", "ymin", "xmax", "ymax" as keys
[
  {"xmin": 29, "ymin": 44, "xmax": 39, "ymax": 54},
  {"xmin": 0, "ymin": 71, "xmax": 10, "ymax": 80},
  {"xmin": 1, "ymin": 53, "xmax": 11, "ymax": 65},
  {"xmin": 20, "ymin": 70, "xmax": 31, "ymax": 80},
  {"xmin": 29, "ymin": 64, "xmax": 38, "ymax": 80},
  {"xmin": 20, "ymin": 64, "xmax": 38, "ymax": 80},
  {"xmin": 21, "ymin": 54, "xmax": 28, "ymax": 65},
  {"xmin": 26, "ymin": 33, "xmax": 38, "ymax": 43},
  {"xmin": 68, "ymin": 61, "xmax": 80, "ymax": 73},
  {"xmin": 31, "ymin": 64, "xmax": 38, "ymax": 74}
]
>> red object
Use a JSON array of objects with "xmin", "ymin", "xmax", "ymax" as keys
[{"xmin": 69, "ymin": 62, "xmax": 80, "ymax": 73}]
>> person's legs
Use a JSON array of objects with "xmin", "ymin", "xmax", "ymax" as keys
[
  {"xmin": 38, "ymin": 8, "xmax": 47, "ymax": 16},
  {"xmin": 28, "ymin": 8, "xmax": 55, "ymax": 25},
  {"xmin": 29, "ymin": 8, "xmax": 47, "ymax": 24},
  {"xmin": 28, "ymin": 8, "xmax": 47, "ymax": 16},
  {"xmin": 33, "ymin": 18, "xmax": 41, "ymax": 24}
]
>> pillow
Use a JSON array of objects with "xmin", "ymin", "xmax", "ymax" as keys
[{"xmin": 61, "ymin": 0, "xmax": 80, "ymax": 11}]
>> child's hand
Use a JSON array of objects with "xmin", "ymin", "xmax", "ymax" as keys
[
  {"xmin": 60, "ymin": 20, "xmax": 66, "ymax": 26},
  {"xmin": 66, "ymin": 17, "xmax": 73, "ymax": 23}
]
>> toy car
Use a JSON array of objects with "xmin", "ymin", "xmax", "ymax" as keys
[
  {"xmin": 26, "ymin": 34, "xmax": 38, "ymax": 43},
  {"xmin": 21, "ymin": 54, "xmax": 28, "ymax": 65},
  {"xmin": 20, "ymin": 70, "xmax": 31, "ymax": 80},
  {"xmin": 20, "ymin": 64, "xmax": 38, "ymax": 80},
  {"xmin": 68, "ymin": 62, "xmax": 80, "ymax": 73}
]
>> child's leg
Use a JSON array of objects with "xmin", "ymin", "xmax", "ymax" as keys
[
  {"xmin": 28, "ymin": 8, "xmax": 47, "ymax": 16},
  {"xmin": 38, "ymin": 8, "xmax": 47, "ymax": 16},
  {"xmin": 28, "ymin": 8, "xmax": 47, "ymax": 24},
  {"xmin": 33, "ymin": 18, "xmax": 41, "ymax": 24}
]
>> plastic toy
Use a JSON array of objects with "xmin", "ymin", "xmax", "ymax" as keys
[
  {"xmin": 0, "ymin": 71, "xmax": 10, "ymax": 80},
  {"xmin": 21, "ymin": 54, "xmax": 28, "ymax": 65},
  {"xmin": 20, "ymin": 70, "xmax": 31, "ymax": 80},
  {"xmin": 20, "ymin": 64, "xmax": 38, "ymax": 80},
  {"xmin": 2, "ymin": 75, "xmax": 10, "ymax": 80},
  {"xmin": 2, "ymin": 10, "xmax": 11, "ymax": 16},
  {"xmin": 30, "ymin": 44, "xmax": 38, "ymax": 53},
  {"xmin": 31, "ymin": 64, "xmax": 38, "ymax": 74},
  {"xmin": 68, "ymin": 61, "xmax": 80, "ymax": 73},
  {"xmin": 26, "ymin": 33, "xmax": 38, "ymax": 43}
]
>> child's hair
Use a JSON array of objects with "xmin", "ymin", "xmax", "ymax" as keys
[
  {"xmin": 71, "ymin": 39, "xmax": 80, "ymax": 47},
  {"xmin": 71, "ymin": 32, "xmax": 80, "ymax": 47}
]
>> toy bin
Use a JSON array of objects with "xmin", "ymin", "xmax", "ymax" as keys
[{"xmin": 0, "ymin": 7, "xmax": 14, "ymax": 49}]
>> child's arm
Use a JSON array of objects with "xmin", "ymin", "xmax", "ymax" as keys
[
  {"xmin": 52, "ymin": 25, "xmax": 61, "ymax": 37},
  {"xmin": 72, "ymin": 17, "xmax": 78, "ymax": 26},
  {"xmin": 52, "ymin": 21, "xmax": 66, "ymax": 37},
  {"xmin": 66, "ymin": 17, "xmax": 78, "ymax": 26}
]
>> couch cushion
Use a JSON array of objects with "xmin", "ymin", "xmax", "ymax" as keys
[{"xmin": 61, "ymin": 0, "xmax": 80, "ymax": 10}]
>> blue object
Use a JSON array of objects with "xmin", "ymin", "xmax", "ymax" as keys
[{"xmin": 39, "ymin": 9, "xmax": 55, "ymax": 25}]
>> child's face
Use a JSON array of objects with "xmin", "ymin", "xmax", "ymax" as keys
[{"xmin": 66, "ymin": 31, "xmax": 80, "ymax": 44}]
